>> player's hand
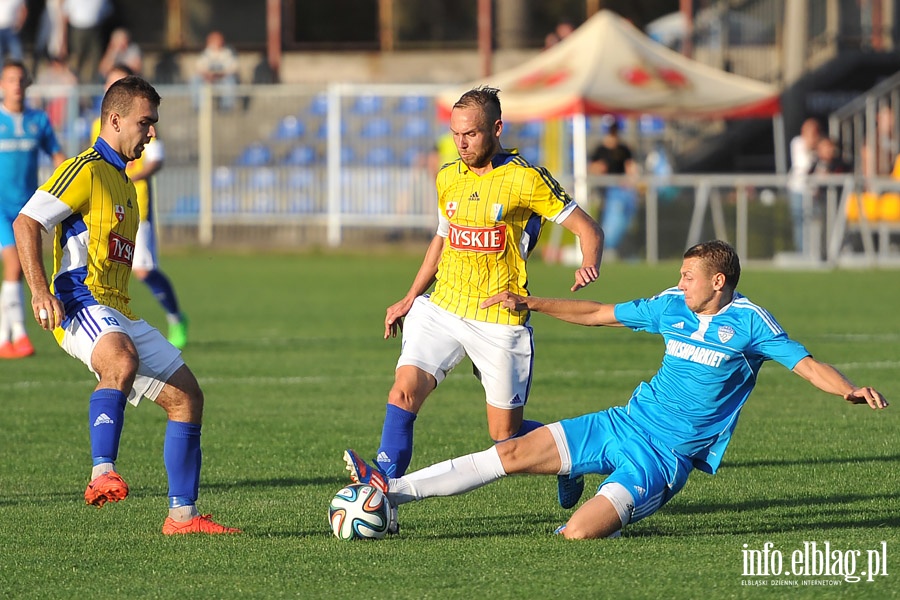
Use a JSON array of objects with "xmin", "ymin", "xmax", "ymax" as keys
[
  {"xmin": 384, "ymin": 298, "xmax": 414, "ymax": 339},
  {"xmin": 571, "ymin": 265, "xmax": 599, "ymax": 292},
  {"xmin": 844, "ymin": 387, "xmax": 889, "ymax": 409},
  {"xmin": 481, "ymin": 291, "xmax": 528, "ymax": 312},
  {"xmin": 32, "ymin": 293, "xmax": 65, "ymax": 331}
]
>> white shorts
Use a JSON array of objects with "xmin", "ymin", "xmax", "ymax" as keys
[
  {"xmin": 59, "ymin": 305, "xmax": 184, "ymax": 406},
  {"xmin": 398, "ymin": 296, "xmax": 534, "ymax": 409},
  {"xmin": 132, "ymin": 219, "xmax": 158, "ymax": 271}
]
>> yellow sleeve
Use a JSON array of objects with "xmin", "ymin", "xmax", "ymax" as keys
[{"xmin": 39, "ymin": 154, "xmax": 96, "ymax": 214}]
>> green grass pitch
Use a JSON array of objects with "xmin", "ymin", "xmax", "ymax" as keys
[{"xmin": 1, "ymin": 250, "xmax": 897, "ymax": 599}]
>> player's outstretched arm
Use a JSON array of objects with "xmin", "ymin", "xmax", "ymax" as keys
[
  {"xmin": 384, "ymin": 234, "xmax": 444, "ymax": 339},
  {"xmin": 792, "ymin": 356, "xmax": 888, "ymax": 409},
  {"xmin": 481, "ymin": 291, "xmax": 621, "ymax": 327},
  {"xmin": 559, "ymin": 206, "xmax": 604, "ymax": 292}
]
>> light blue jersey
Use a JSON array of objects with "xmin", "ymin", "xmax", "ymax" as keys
[
  {"xmin": 0, "ymin": 105, "xmax": 61, "ymax": 218},
  {"xmin": 614, "ymin": 287, "xmax": 810, "ymax": 474}
]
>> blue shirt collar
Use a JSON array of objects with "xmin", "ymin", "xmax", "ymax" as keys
[{"xmin": 93, "ymin": 137, "xmax": 128, "ymax": 171}]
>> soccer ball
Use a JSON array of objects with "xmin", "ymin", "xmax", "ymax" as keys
[{"xmin": 329, "ymin": 483, "xmax": 391, "ymax": 540}]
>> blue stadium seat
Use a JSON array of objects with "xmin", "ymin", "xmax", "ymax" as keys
[
  {"xmin": 518, "ymin": 145, "xmax": 540, "ymax": 162},
  {"xmin": 340, "ymin": 145, "xmax": 355, "ymax": 164},
  {"xmin": 235, "ymin": 143, "xmax": 272, "ymax": 166},
  {"xmin": 213, "ymin": 195, "xmax": 240, "ymax": 214},
  {"xmin": 517, "ymin": 121, "xmax": 543, "ymax": 140},
  {"xmin": 317, "ymin": 120, "xmax": 347, "ymax": 139},
  {"xmin": 286, "ymin": 168, "xmax": 317, "ymax": 190},
  {"xmin": 639, "ymin": 115, "xmax": 665, "ymax": 135},
  {"xmin": 309, "ymin": 93, "xmax": 329, "ymax": 116},
  {"xmin": 400, "ymin": 117, "xmax": 431, "ymax": 139},
  {"xmin": 272, "ymin": 115, "xmax": 306, "ymax": 140},
  {"xmin": 351, "ymin": 94, "xmax": 384, "ymax": 115},
  {"xmin": 282, "ymin": 145, "xmax": 317, "ymax": 166},
  {"xmin": 173, "ymin": 195, "xmax": 199, "ymax": 216},
  {"xmin": 287, "ymin": 195, "xmax": 317, "ymax": 214},
  {"xmin": 395, "ymin": 95, "xmax": 429, "ymax": 114},
  {"xmin": 249, "ymin": 167, "xmax": 278, "ymax": 190},
  {"xmin": 365, "ymin": 146, "xmax": 395, "ymax": 166},
  {"xmin": 360, "ymin": 117, "xmax": 392, "ymax": 138},
  {"xmin": 402, "ymin": 146, "xmax": 427, "ymax": 166},
  {"xmin": 212, "ymin": 166, "xmax": 236, "ymax": 189},
  {"xmin": 252, "ymin": 194, "xmax": 278, "ymax": 213}
]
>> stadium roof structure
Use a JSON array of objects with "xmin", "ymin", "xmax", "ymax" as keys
[{"xmin": 437, "ymin": 9, "xmax": 782, "ymax": 121}]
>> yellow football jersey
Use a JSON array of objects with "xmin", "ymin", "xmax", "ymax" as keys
[
  {"xmin": 92, "ymin": 117, "xmax": 153, "ymax": 219},
  {"xmin": 33, "ymin": 141, "xmax": 140, "ymax": 329},
  {"xmin": 430, "ymin": 151, "xmax": 576, "ymax": 325}
]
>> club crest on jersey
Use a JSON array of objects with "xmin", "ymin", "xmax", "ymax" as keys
[
  {"xmin": 446, "ymin": 201, "xmax": 458, "ymax": 219},
  {"xmin": 491, "ymin": 203, "xmax": 504, "ymax": 221},
  {"xmin": 718, "ymin": 325, "xmax": 735, "ymax": 343},
  {"xmin": 114, "ymin": 204, "xmax": 126, "ymax": 222}
]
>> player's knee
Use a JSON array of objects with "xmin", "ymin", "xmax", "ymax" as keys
[
  {"xmin": 494, "ymin": 437, "xmax": 528, "ymax": 470},
  {"xmin": 98, "ymin": 349, "xmax": 139, "ymax": 383},
  {"xmin": 560, "ymin": 523, "xmax": 598, "ymax": 540},
  {"xmin": 387, "ymin": 387, "xmax": 421, "ymax": 413}
]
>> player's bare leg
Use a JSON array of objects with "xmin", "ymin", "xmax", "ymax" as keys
[
  {"xmin": 558, "ymin": 495, "xmax": 623, "ymax": 539},
  {"xmin": 485, "ymin": 404, "xmax": 524, "ymax": 442}
]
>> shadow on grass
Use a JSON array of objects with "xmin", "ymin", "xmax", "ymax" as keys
[
  {"xmin": 632, "ymin": 490, "xmax": 900, "ymax": 537},
  {"xmin": 723, "ymin": 453, "xmax": 900, "ymax": 469},
  {"xmin": 201, "ymin": 474, "xmax": 348, "ymax": 491}
]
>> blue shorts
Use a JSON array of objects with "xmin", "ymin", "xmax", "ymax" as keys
[
  {"xmin": 550, "ymin": 405, "xmax": 693, "ymax": 524},
  {"xmin": 0, "ymin": 207, "xmax": 16, "ymax": 248}
]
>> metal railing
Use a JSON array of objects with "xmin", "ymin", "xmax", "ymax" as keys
[{"xmin": 26, "ymin": 82, "xmax": 900, "ymax": 267}]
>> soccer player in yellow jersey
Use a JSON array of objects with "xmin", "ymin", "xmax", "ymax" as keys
[
  {"xmin": 93, "ymin": 64, "xmax": 189, "ymax": 349},
  {"xmin": 13, "ymin": 75, "xmax": 239, "ymax": 535},
  {"xmin": 367, "ymin": 87, "xmax": 604, "ymax": 529}
]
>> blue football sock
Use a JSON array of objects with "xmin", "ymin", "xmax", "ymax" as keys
[
  {"xmin": 142, "ymin": 269, "xmax": 181, "ymax": 318},
  {"xmin": 164, "ymin": 420, "xmax": 202, "ymax": 507},
  {"xmin": 375, "ymin": 404, "xmax": 417, "ymax": 477},
  {"xmin": 493, "ymin": 419, "xmax": 543, "ymax": 444},
  {"xmin": 89, "ymin": 389, "xmax": 127, "ymax": 465}
]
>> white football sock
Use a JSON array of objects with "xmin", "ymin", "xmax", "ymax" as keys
[
  {"xmin": 168, "ymin": 504, "xmax": 200, "ymax": 521},
  {"xmin": 0, "ymin": 282, "xmax": 25, "ymax": 340},
  {"xmin": 388, "ymin": 446, "xmax": 507, "ymax": 505},
  {"xmin": 91, "ymin": 462, "xmax": 115, "ymax": 479}
]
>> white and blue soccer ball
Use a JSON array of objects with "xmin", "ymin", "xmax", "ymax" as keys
[{"xmin": 329, "ymin": 483, "xmax": 391, "ymax": 540}]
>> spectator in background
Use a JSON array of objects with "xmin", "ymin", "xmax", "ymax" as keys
[
  {"xmin": 32, "ymin": 0, "xmax": 65, "ymax": 74},
  {"xmin": 589, "ymin": 117, "xmax": 639, "ymax": 260},
  {"xmin": 34, "ymin": 54, "xmax": 77, "ymax": 129},
  {"xmin": 153, "ymin": 50, "xmax": 182, "ymax": 84},
  {"xmin": 192, "ymin": 30, "xmax": 239, "ymax": 111},
  {"xmin": 62, "ymin": 0, "xmax": 113, "ymax": 83},
  {"xmin": 808, "ymin": 136, "xmax": 850, "ymax": 260},
  {"xmin": 0, "ymin": 60, "xmax": 66, "ymax": 359},
  {"xmin": 543, "ymin": 31, "xmax": 560, "ymax": 49},
  {"xmin": 251, "ymin": 51, "xmax": 277, "ymax": 84},
  {"xmin": 544, "ymin": 19, "xmax": 575, "ymax": 50},
  {"xmin": 0, "ymin": 0, "xmax": 26, "ymax": 61},
  {"xmin": 786, "ymin": 118, "xmax": 822, "ymax": 253},
  {"xmin": 98, "ymin": 28, "xmax": 142, "ymax": 78}
]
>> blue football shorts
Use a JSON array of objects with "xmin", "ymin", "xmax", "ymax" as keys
[
  {"xmin": 549, "ymin": 405, "xmax": 693, "ymax": 524},
  {"xmin": 0, "ymin": 207, "xmax": 17, "ymax": 248}
]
